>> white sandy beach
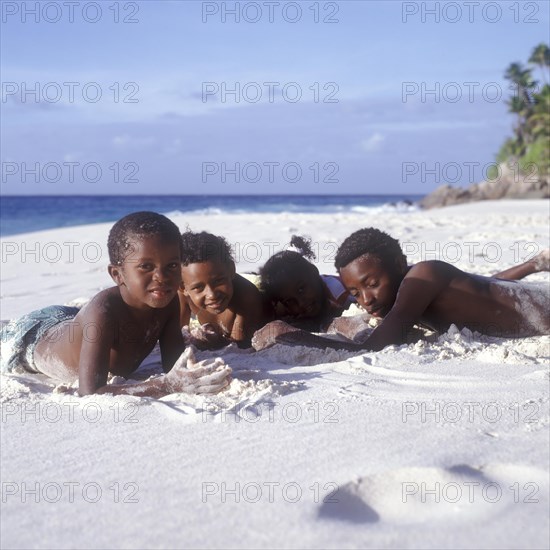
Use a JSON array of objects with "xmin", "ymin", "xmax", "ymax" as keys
[{"xmin": 1, "ymin": 200, "xmax": 549, "ymax": 549}]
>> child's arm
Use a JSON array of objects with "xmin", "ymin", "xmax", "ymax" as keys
[
  {"xmin": 78, "ymin": 301, "xmax": 227, "ymax": 397},
  {"xmin": 86, "ymin": 348, "xmax": 231, "ymax": 398},
  {"xmin": 253, "ymin": 320, "xmax": 365, "ymax": 351},
  {"xmin": 159, "ymin": 299, "xmax": 186, "ymax": 372},
  {"xmin": 77, "ymin": 306, "xmax": 115, "ymax": 395},
  {"xmin": 352, "ymin": 263, "xmax": 448, "ymax": 351},
  {"xmin": 178, "ymin": 290, "xmax": 192, "ymax": 328},
  {"xmin": 233, "ymin": 293, "xmax": 266, "ymax": 348},
  {"xmin": 274, "ymin": 263, "xmax": 448, "ymax": 352},
  {"xmin": 492, "ymin": 249, "xmax": 549, "ymax": 280},
  {"xmin": 76, "ymin": 306, "xmax": 170, "ymax": 397}
]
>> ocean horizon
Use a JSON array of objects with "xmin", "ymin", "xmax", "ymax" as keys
[{"xmin": 0, "ymin": 194, "xmax": 422, "ymax": 237}]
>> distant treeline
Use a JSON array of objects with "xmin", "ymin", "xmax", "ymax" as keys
[{"xmin": 496, "ymin": 43, "xmax": 550, "ymax": 182}]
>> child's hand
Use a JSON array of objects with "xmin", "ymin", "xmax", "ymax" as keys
[
  {"xmin": 533, "ymin": 248, "xmax": 550, "ymax": 272},
  {"xmin": 189, "ymin": 323, "xmax": 229, "ymax": 350},
  {"xmin": 327, "ymin": 314, "xmax": 378, "ymax": 343},
  {"xmin": 251, "ymin": 320, "xmax": 301, "ymax": 351},
  {"xmin": 165, "ymin": 346, "xmax": 232, "ymax": 394}
]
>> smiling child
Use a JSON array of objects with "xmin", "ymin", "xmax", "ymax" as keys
[
  {"xmin": 179, "ymin": 230, "xmax": 267, "ymax": 348},
  {"xmin": 0, "ymin": 212, "xmax": 231, "ymax": 396}
]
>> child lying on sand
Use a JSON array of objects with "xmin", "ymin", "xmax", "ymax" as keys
[
  {"xmin": 0, "ymin": 212, "xmax": 231, "ymax": 397},
  {"xmin": 254, "ymin": 229, "xmax": 549, "ymax": 351},
  {"xmin": 179, "ymin": 231, "xmax": 268, "ymax": 349},
  {"xmin": 259, "ymin": 235, "xmax": 354, "ymax": 331}
]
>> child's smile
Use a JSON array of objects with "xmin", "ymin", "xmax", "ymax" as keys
[
  {"xmin": 113, "ymin": 236, "xmax": 182, "ymax": 310},
  {"xmin": 181, "ymin": 260, "xmax": 235, "ymax": 315}
]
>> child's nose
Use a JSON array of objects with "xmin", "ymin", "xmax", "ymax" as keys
[
  {"xmin": 205, "ymin": 285, "xmax": 216, "ymax": 299},
  {"xmin": 360, "ymin": 290, "xmax": 374, "ymax": 306},
  {"xmin": 153, "ymin": 268, "xmax": 168, "ymax": 282}
]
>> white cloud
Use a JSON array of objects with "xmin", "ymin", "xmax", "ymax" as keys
[
  {"xmin": 112, "ymin": 135, "xmax": 156, "ymax": 148},
  {"xmin": 63, "ymin": 152, "xmax": 82, "ymax": 162},
  {"xmin": 360, "ymin": 133, "xmax": 385, "ymax": 152}
]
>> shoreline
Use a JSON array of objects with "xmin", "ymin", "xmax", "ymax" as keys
[
  {"xmin": 1, "ymin": 199, "xmax": 548, "ymax": 320},
  {"xmin": 0, "ymin": 194, "xmax": 423, "ymax": 238}
]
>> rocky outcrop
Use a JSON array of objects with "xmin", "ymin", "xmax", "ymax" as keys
[{"xmin": 420, "ymin": 162, "xmax": 549, "ymax": 209}]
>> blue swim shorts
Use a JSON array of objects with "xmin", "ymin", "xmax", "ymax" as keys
[{"xmin": 0, "ymin": 306, "xmax": 80, "ymax": 374}]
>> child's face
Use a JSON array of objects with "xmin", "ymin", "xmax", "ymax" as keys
[
  {"xmin": 276, "ymin": 271, "xmax": 325, "ymax": 319},
  {"xmin": 339, "ymin": 254, "xmax": 402, "ymax": 318},
  {"xmin": 109, "ymin": 235, "xmax": 182, "ymax": 310},
  {"xmin": 181, "ymin": 260, "xmax": 235, "ymax": 315}
]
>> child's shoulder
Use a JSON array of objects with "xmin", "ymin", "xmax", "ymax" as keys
[
  {"xmin": 405, "ymin": 260, "xmax": 463, "ymax": 282},
  {"xmin": 237, "ymin": 272, "xmax": 261, "ymax": 289},
  {"xmin": 234, "ymin": 274, "xmax": 262, "ymax": 297},
  {"xmin": 320, "ymin": 274, "xmax": 354, "ymax": 308},
  {"xmin": 231, "ymin": 274, "xmax": 263, "ymax": 312},
  {"xmin": 80, "ymin": 287, "xmax": 125, "ymax": 319}
]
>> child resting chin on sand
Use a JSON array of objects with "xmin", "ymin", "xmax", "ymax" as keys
[{"xmin": 259, "ymin": 235, "xmax": 355, "ymax": 332}]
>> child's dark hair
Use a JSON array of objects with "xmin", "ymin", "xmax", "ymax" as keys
[
  {"xmin": 259, "ymin": 235, "xmax": 318, "ymax": 299},
  {"xmin": 335, "ymin": 228, "xmax": 405, "ymax": 271},
  {"xmin": 108, "ymin": 211, "xmax": 182, "ymax": 265},
  {"xmin": 181, "ymin": 230, "xmax": 233, "ymax": 266}
]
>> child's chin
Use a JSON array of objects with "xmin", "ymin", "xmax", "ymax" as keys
[
  {"xmin": 150, "ymin": 299, "xmax": 173, "ymax": 309},
  {"xmin": 374, "ymin": 308, "xmax": 389, "ymax": 318},
  {"xmin": 148, "ymin": 292, "xmax": 175, "ymax": 308},
  {"xmin": 205, "ymin": 297, "xmax": 230, "ymax": 314}
]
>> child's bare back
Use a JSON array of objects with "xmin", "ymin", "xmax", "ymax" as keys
[{"xmin": 381, "ymin": 261, "xmax": 549, "ymax": 339}]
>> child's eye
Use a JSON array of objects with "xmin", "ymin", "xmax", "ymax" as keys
[
  {"xmin": 369, "ymin": 281, "xmax": 378, "ymax": 288},
  {"xmin": 138, "ymin": 263, "xmax": 153, "ymax": 270},
  {"xmin": 349, "ymin": 290, "xmax": 358, "ymax": 298},
  {"xmin": 167, "ymin": 263, "xmax": 179, "ymax": 269}
]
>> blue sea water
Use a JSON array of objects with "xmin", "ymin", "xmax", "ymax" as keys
[{"xmin": 0, "ymin": 195, "xmax": 422, "ymax": 237}]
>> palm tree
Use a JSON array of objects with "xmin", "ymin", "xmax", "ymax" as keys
[
  {"xmin": 506, "ymin": 96, "xmax": 528, "ymax": 149},
  {"xmin": 504, "ymin": 62, "xmax": 536, "ymax": 109},
  {"xmin": 497, "ymin": 48, "xmax": 550, "ymax": 185},
  {"xmin": 504, "ymin": 63, "xmax": 536, "ymax": 146},
  {"xmin": 529, "ymin": 43, "xmax": 550, "ymax": 86},
  {"xmin": 526, "ymin": 85, "xmax": 550, "ymax": 140}
]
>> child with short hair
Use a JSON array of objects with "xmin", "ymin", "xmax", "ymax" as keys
[
  {"xmin": 179, "ymin": 230, "xmax": 267, "ymax": 349},
  {"xmin": 0, "ymin": 212, "xmax": 231, "ymax": 396},
  {"xmin": 254, "ymin": 229, "xmax": 549, "ymax": 351},
  {"xmin": 259, "ymin": 235, "xmax": 354, "ymax": 332}
]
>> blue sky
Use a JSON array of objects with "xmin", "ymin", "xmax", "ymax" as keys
[{"xmin": 1, "ymin": 0, "xmax": 549, "ymax": 195}]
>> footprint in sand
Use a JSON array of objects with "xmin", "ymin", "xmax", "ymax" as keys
[{"xmin": 318, "ymin": 463, "xmax": 548, "ymax": 525}]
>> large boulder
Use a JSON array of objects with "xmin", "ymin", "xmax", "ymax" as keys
[{"xmin": 420, "ymin": 162, "xmax": 549, "ymax": 209}]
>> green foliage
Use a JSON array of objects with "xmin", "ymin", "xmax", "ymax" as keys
[
  {"xmin": 521, "ymin": 137, "xmax": 550, "ymax": 180},
  {"xmin": 498, "ymin": 43, "xmax": 550, "ymax": 182}
]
